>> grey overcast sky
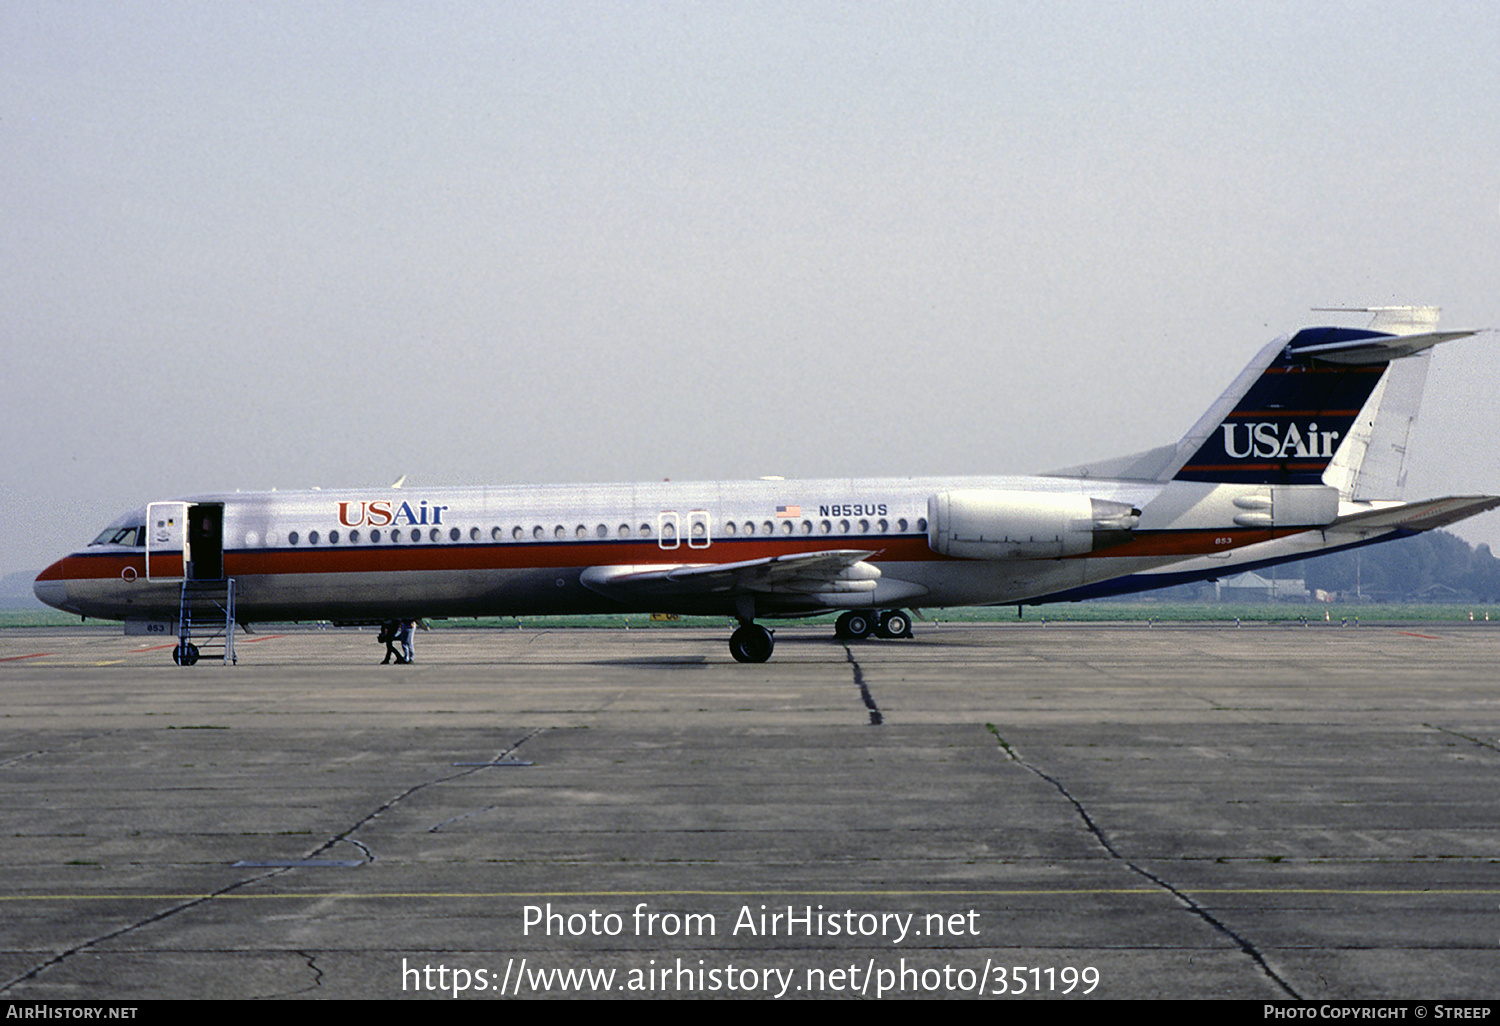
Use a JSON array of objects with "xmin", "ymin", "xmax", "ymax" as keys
[{"xmin": 5, "ymin": 0, "xmax": 1499, "ymax": 582}]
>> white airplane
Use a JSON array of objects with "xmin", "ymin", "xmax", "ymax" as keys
[{"xmin": 34, "ymin": 308, "xmax": 1499, "ymax": 664}]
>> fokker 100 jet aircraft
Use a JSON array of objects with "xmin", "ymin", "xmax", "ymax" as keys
[{"xmin": 34, "ymin": 308, "xmax": 1499, "ymax": 664}]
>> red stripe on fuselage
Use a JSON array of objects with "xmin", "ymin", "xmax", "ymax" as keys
[
  {"xmin": 44, "ymin": 553, "xmax": 177, "ymax": 581},
  {"xmin": 51, "ymin": 527, "xmax": 1289, "ymax": 583},
  {"xmin": 222, "ymin": 536, "xmax": 939, "ymax": 574}
]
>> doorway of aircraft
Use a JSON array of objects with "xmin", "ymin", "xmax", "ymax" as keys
[
  {"xmin": 143, "ymin": 501, "xmax": 224, "ymax": 581},
  {"xmin": 187, "ymin": 504, "xmax": 224, "ymax": 581}
]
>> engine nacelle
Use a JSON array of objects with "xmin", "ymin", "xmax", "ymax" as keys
[{"xmin": 928, "ymin": 490, "xmax": 1140, "ymax": 560}]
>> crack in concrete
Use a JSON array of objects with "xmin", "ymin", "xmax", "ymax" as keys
[
  {"xmin": 260, "ymin": 950, "xmax": 326, "ymax": 998},
  {"xmin": 307, "ymin": 728, "xmax": 547, "ymax": 861},
  {"xmin": 0, "ymin": 867, "xmax": 286, "ymax": 994},
  {"xmin": 1426, "ymin": 723, "xmax": 1500, "ymax": 754},
  {"xmin": 0, "ymin": 728, "xmax": 547, "ymax": 996},
  {"xmin": 842, "ymin": 645, "xmax": 883, "ymax": 725},
  {"xmin": 0, "ymin": 730, "xmax": 123, "ymax": 770},
  {"xmin": 984, "ymin": 723, "xmax": 1301, "ymax": 999}
]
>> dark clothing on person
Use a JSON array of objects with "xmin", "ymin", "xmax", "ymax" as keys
[{"xmin": 379, "ymin": 621, "xmax": 403, "ymax": 664}]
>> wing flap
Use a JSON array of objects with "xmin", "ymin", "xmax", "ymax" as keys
[{"xmin": 581, "ymin": 549, "xmax": 883, "ymax": 601}]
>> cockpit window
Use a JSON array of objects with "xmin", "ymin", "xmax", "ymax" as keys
[{"xmin": 90, "ymin": 525, "xmax": 145, "ymax": 547}]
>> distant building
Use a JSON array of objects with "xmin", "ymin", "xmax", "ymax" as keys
[{"xmin": 1215, "ymin": 571, "xmax": 1308, "ymax": 602}]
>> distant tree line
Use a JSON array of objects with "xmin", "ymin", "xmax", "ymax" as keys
[
  {"xmin": 1287, "ymin": 530, "xmax": 1500, "ymax": 602},
  {"xmin": 1206, "ymin": 530, "xmax": 1500, "ymax": 603},
  {"xmin": 1133, "ymin": 530, "xmax": 1500, "ymax": 604}
]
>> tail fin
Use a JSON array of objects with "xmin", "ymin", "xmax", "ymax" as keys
[
  {"xmin": 1167, "ymin": 309, "xmax": 1474, "ymax": 490},
  {"xmin": 1043, "ymin": 309, "xmax": 1478, "ymax": 490},
  {"xmin": 1316, "ymin": 307, "xmax": 1437, "ymax": 500}
]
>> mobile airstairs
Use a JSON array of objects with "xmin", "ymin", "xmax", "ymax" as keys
[{"xmin": 174, "ymin": 578, "xmax": 237, "ymax": 665}]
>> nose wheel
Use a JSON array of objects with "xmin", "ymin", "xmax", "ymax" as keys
[{"xmin": 729, "ymin": 623, "xmax": 775, "ymax": 663}]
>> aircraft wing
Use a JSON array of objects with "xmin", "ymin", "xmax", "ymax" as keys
[
  {"xmin": 1325, "ymin": 495, "xmax": 1500, "ymax": 533},
  {"xmin": 580, "ymin": 549, "xmax": 883, "ymax": 600}
]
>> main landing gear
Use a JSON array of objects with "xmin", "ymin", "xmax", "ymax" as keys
[
  {"xmin": 835, "ymin": 609, "xmax": 912, "ymax": 641},
  {"xmin": 728, "ymin": 607, "xmax": 913, "ymax": 663},
  {"xmin": 729, "ymin": 622, "xmax": 775, "ymax": 663}
]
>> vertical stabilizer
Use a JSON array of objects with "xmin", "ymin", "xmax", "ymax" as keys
[
  {"xmin": 1314, "ymin": 307, "xmax": 1437, "ymax": 500},
  {"xmin": 1322, "ymin": 349, "xmax": 1430, "ymax": 500},
  {"xmin": 1168, "ymin": 308, "xmax": 1471, "ymax": 489}
]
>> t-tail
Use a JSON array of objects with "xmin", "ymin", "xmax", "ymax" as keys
[
  {"xmin": 1031, "ymin": 308, "xmax": 1498, "ymax": 606},
  {"xmin": 1165, "ymin": 307, "xmax": 1476, "ymax": 496}
]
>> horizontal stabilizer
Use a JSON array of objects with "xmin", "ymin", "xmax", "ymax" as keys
[
  {"xmin": 1327, "ymin": 495, "xmax": 1500, "ymax": 534},
  {"xmin": 1285, "ymin": 329, "xmax": 1476, "ymax": 365}
]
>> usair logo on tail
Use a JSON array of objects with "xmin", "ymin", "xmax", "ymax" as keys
[{"xmin": 1220, "ymin": 422, "xmax": 1340, "ymax": 460}]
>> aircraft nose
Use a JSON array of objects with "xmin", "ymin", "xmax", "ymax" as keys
[{"xmin": 33, "ymin": 561, "xmax": 73, "ymax": 613}]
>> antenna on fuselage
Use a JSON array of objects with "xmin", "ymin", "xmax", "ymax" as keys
[{"xmin": 390, "ymin": 475, "xmax": 407, "ymax": 489}]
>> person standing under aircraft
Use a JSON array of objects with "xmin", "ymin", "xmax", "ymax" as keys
[
  {"xmin": 379, "ymin": 620, "xmax": 401, "ymax": 664},
  {"xmin": 398, "ymin": 619, "xmax": 415, "ymax": 664}
]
